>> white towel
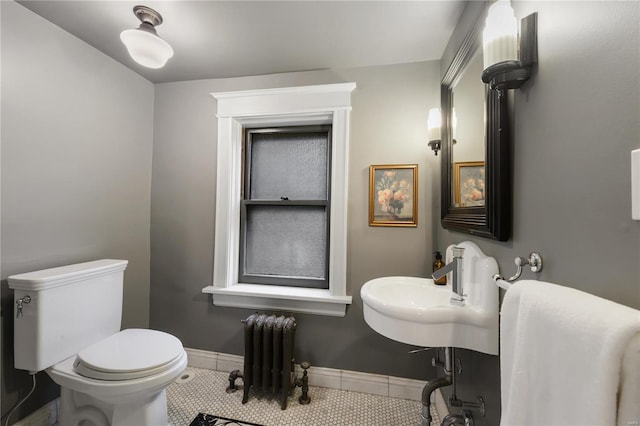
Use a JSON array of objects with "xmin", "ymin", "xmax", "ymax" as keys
[
  {"xmin": 500, "ymin": 280, "xmax": 640, "ymax": 426},
  {"xmin": 617, "ymin": 333, "xmax": 640, "ymax": 426}
]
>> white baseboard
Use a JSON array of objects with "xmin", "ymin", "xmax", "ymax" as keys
[
  {"xmin": 11, "ymin": 398, "xmax": 58, "ymax": 426},
  {"xmin": 185, "ymin": 348, "xmax": 244, "ymax": 373},
  {"xmin": 184, "ymin": 348, "xmax": 443, "ymax": 404}
]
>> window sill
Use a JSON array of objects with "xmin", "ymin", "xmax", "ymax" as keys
[{"xmin": 202, "ymin": 284, "xmax": 352, "ymax": 317}]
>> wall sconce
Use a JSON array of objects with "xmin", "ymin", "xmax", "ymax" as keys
[
  {"xmin": 427, "ymin": 107, "xmax": 442, "ymax": 156},
  {"xmin": 427, "ymin": 107, "xmax": 458, "ymax": 156},
  {"xmin": 120, "ymin": 5, "xmax": 174, "ymax": 69},
  {"xmin": 481, "ymin": 0, "xmax": 537, "ymax": 90}
]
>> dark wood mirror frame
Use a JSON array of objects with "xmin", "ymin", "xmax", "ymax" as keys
[{"xmin": 440, "ymin": 14, "xmax": 512, "ymax": 242}]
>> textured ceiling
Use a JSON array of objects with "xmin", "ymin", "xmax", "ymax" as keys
[{"xmin": 17, "ymin": 1, "xmax": 466, "ymax": 84}]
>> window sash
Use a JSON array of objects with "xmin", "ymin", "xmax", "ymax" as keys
[
  {"xmin": 239, "ymin": 126, "xmax": 332, "ymax": 288},
  {"xmin": 246, "ymin": 130, "xmax": 329, "ymax": 200}
]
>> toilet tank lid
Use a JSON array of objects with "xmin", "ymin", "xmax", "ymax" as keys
[{"xmin": 8, "ymin": 259, "xmax": 128, "ymax": 291}]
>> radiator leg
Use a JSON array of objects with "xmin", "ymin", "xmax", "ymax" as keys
[
  {"xmin": 242, "ymin": 384, "xmax": 250, "ymax": 404},
  {"xmin": 280, "ymin": 357, "xmax": 292, "ymax": 410},
  {"xmin": 227, "ymin": 370, "xmax": 243, "ymax": 393}
]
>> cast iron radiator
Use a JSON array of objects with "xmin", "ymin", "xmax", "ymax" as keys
[{"xmin": 227, "ymin": 313, "xmax": 310, "ymax": 410}]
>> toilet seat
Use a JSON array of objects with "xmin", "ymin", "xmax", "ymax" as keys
[{"xmin": 73, "ymin": 329, "xmax": 184, "ymax": 381}]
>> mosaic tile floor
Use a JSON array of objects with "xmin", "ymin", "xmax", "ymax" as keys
[{"xmin": 167, "ymin": 368, "xmax": 439, "ymax": 426}]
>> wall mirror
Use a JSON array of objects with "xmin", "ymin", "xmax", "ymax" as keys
[{"xmin": 440, "ymin": 14, "xmax": 511, "ymax": 241}]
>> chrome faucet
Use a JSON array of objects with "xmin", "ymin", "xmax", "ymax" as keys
[{"xmin": 431, "ymin": 247, "xmax": 465, "ymax": 306}]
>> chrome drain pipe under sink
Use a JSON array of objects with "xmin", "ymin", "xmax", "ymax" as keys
[{"xmin": 420, "ymin": 347, "xmax": 485, "ymax": 426}]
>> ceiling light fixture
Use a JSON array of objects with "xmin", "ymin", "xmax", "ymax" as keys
[{"xmin": 120, "ymin": 5, "xmax": 173, "ymax": 69}]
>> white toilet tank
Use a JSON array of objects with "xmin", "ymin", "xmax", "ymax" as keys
[{"xmin": 8, "ymin": 259, "xmax": 128, "ymax": 373}]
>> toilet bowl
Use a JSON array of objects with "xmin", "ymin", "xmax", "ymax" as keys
[
  {"xmin": 9, "ymin": 260, "xmax": 187, "ymax": 426},
  {"xmin": 49, "ymin": 329, "xmax": 187, "ymax": 425}
]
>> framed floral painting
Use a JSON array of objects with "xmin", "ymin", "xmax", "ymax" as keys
[
  {"xmin": 369, "ymin": 164, "xmax": 418, "ymax": 227},
  {"xmin": 454, "ymin": 161, "xmax": 485, "ymax": 207}
]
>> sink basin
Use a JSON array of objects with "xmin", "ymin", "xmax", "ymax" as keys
[{"xmin": 361, "ymin": 241, "xmax": 499, "ymax": 355}]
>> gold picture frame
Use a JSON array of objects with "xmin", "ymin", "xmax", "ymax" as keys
[
  {"xmin": 454, "ymin": 161, "xmax": 485, "ymax": 207},
  {"xmin": 369, "ymin": 164, "xmax": 418, "ymax": 227}
]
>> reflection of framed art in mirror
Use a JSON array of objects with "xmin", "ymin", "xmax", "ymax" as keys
[{"xmin": 454, "ymin": 161, "xmax": 485, "ymax": 207}]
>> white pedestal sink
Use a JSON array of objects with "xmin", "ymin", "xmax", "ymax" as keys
[{"xmin": 361, "ymin": 241, "xmax": 499, "ymax": 355}]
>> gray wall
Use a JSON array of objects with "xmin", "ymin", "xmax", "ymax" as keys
[
  {"xmin": 150, "ymin": 63, "xmax": 441, "ymax": 378},
  {"xmin": 1, "ymin": 1, "xmax": 154, "ymax": 420},
  {"xmin": 437, "ymin": 2, "xmax": 640, "ymax": 424}
]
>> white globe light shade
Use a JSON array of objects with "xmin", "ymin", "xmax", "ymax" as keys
[
  {"xmin": 120, "ymin": 28, "xmax": 173, "ymax": 69},
  {"xmin": 427, "ymin": 107, "xmax": 442, "ymax": 142}
]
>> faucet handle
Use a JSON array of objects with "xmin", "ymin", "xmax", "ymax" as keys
[{"xmin": 452, "ymin": 246, "xmax": 465, "ymax": 258}]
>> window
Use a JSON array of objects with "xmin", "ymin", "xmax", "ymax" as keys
[
  {"xmin": 203, "ymin": 83, "xmax": 355, "ymax": 317},
  {"xmin": 240, "ymin": 126, "xmax": 331, "ymax": 288}
]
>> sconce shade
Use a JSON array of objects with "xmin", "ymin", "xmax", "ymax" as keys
[
  {"xmin": 120, "ymin": 6, "xmax": 173, "ymax": 69},
  {"xmin": 427, "ymin": 108, "xmax": 442, "ymax": 142},
  {"xmin": 481, "ymin": 0, "xmax": 538, "ymax": 91},
  {"xmin": 482, "ymin": 0, "xmax": 518, "ymax": 70}
]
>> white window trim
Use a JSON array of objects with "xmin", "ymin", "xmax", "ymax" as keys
[{"xmin": 202, "ymin": 83, "xmax": 355, "ymax": 317}]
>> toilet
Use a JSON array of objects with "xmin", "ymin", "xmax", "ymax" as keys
[{"xmin": 9, "ymin": 259, "xmax": 188, "ymax": 426}]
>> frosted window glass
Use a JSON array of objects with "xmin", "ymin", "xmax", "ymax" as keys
[
  {"xmin": 250, "ymin": 133, "xmax": 328, "ymax": 200},
  {"xmin": 245, "ymin": 206, "xmax": 326, "ymax": 279}
]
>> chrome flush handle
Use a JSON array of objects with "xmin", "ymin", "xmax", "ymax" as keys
[{"xmin": 16, "ymin": 295, "xmax": 31, "ymax": 318}]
